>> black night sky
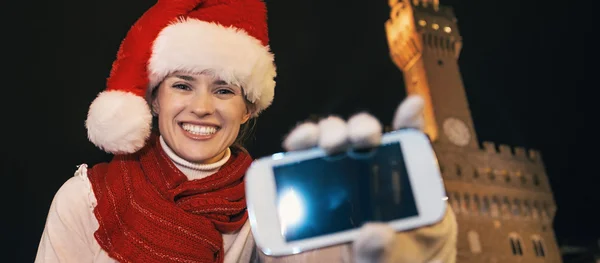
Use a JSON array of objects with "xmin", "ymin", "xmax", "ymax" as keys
[{"xmin": 4, "ymin": 0, "xmax": 592, "ymax": 261}]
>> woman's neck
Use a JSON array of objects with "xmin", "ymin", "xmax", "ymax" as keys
[{"xmin": 159, "ymin": 136, "xmax": 231, "ymax": 180}]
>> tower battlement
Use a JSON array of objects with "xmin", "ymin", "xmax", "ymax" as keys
[
  {"xmin": 408, "ymin": 0, "xmax": 439, "ymax": 11},
  {"xmin": 480, "ymin": 141, "xmax": 542, "ymax": 163}
]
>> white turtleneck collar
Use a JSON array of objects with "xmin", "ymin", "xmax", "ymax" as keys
[{"xmin": 159, "ymin": 136, "xmax": 231, "ymax": 181}]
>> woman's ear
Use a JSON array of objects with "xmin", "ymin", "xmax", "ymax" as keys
[
  {"xmin": 241, "ymin": 103, "xmax": 256, "ymax": 124},
  {"xmin": 241, "ymin": 111, "xmax": 251, "ymax": 124}
]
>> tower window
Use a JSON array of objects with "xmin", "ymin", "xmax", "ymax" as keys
[
  {"xmin": 456, "ymin": 164, "xmax": 462, "ymax": 176},
  {"xmin": 463, "ymin": 193, "xmax": 471, "ymax": 214},
  {"xmin": 512, "ymin": 199, "xmax": 521, "ymax": 216},
  {"xmin": 487, "ymin": 169, "xmax": 495, "ymax": 181},
  {"xmin": 490, "ymin": 196, "xmax": 500, "ymax": 218},
  {"xmin": 481, "ymin": 196, "xmax": 490, "ymax": 214},
  {"xmin": 453, "ymin": 192, "xmax": 462, "ymax": 214},
  {"xmin": 509, "ymin": 233, "xmax": 524, "ymax": 256},
  {"xmin": 502, "ymin": 197, "xmax": 511, "ymax": 218},
  {"xmin": 522, "ymin": 200, "xmax": 531, "ymax": 218},
  {"xmin": 437, "ymin": 59, "xmax": 444, "ymax": 66},
  {"xmin": 542, "ymin": 202, "xmax": 552, "ymax": 220},
  {"xmin": 473, "ymin": 194, "xmax": 481, "ymax": 213},
  {"xmin": 532, "ymin": 201, "xmax": 541, "ymax": 219},
  {"xmin": 532, "ymin": 236, "xmax": 546, "ymax": 257},
  {"xmin": 418, "ymin": 19, "xmax": 427, "ymax": 27},
  {"xmin": 444, "ymin": 26, "xmax": 452, "ymax": 33},
  {"xmin": 533, "ymin": 174, "xmax": 541, "ymax": 186},
  {"xmin": 519, "ymin": 172, "xmax": 527, "ymax": 185}
]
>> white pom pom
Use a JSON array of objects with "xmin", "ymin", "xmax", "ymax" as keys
[
  {"xmin": 392, "ymin": 95, "xmax": 425, "ymax": 130},
  {"xmin": 282, "ymin": 122, "xmax": 320, "ymax": 151},
  {"xmin": 317, "ymin": 116, "xmax": 348, "ymax": 153},
  {"xmin": 86, "ymin": 90, "xmax": 152, "ymax": 154},
  {"xmin": 347, "ymin": 112, "xmax": 382, "ymax": 149}
]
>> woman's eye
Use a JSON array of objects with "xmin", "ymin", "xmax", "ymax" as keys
[
  {"xmin": 216, "ymin": 88, "xmax": 234, "ymax": 95},
  {"xmin": 173, "ymin": 84, "xmax": 191, "ymax": 90}
]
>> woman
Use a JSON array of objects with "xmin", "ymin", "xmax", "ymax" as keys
[{"xmin": 35, "ymin": 0, "xmax": 457, "ymax": 262}]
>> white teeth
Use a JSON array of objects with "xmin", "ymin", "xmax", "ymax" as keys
[{"xmin": 181, "ymin": 124, "xmax": 218, "ymax": 135}]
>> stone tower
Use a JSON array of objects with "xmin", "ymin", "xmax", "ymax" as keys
[{"xmin": 385, "ymin": 1, "xmax": 562, "ymax": 262}]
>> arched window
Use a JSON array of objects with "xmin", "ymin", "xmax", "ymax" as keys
[
  {"xmin": 473, "ymin": 194, "xmax": 481, "ymax": 213},
  {"xmin": 519, "ymin": 172, "xmax": 527, "ymax": 185},
  {"xmin": 502, "ymin": 170, "xmax": 510, "ymax": 183},
  {"xmin": 542, "ymin": 202, "xmax": 552, "ymax": 220},
  {"xmin": 447, "ymin": 192, "xmax": 456, "ymax": 211},
  {"xmin": 502, "ymin": 197, "xmax": 511, "ymax": 218},
  {"xmin": 509, "ymin": 233, "xmax": 524, "ymax": 256},
  {"xmin": 455, "ymin": 164, "xmax": 462, "ymax": 177},
  {"xmin": 468, "ymin": 230, "xmax": 482, "ymax": 253},
  {"xmin": 462, "ymin": 193, "xmax": 471, "ymax": 214},
  {"xmin": 512, "ymin": 199, "xmax": 521, "ymax": 216},
  {"xmin": 490, "ymin": 196, "xmax": 500, "ymax": 218},
  {"xmin": 533, "ymin": 173, "xmax": 541, "ymax": 186},
  {"xmin": 453, "ymin": 192, "xmax": 461, "ymax": 214},
  {"xmin": 481, "ymin": 196, "xmax": 490, "ymax": 214},
  {"xmin": 531, "ymin": 235, "xmax": 546, "ymax": 257},
  {"xmin": 522, "ymin": 200, "xmax": 531, "ymax": 218},
  {"xmin": 532, "ymin": 201, "xmax": 541, "ymax": 219},
  {"xmin": 487, "ymin": 169, "xmax": 495, "ymax": 181}
]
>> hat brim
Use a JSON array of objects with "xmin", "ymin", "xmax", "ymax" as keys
[{"xmin": 148, "ymin": 18, "xmax": 276, "ymax": 116}]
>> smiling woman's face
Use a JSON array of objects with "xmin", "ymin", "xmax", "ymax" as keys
[{"xmin": 153, "ymin": 72, "xmax": 251, "ymax": 164}]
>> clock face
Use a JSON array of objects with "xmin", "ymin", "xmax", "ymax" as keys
[{"xmin": 443, "ymin": 117, "xmax": 471, "ymax": 146}]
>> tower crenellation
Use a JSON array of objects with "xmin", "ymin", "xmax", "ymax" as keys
[{"xmin": 479, "ymin": 141, "xmax": 543, "ymax": 163}]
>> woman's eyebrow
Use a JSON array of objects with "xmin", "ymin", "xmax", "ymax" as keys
[
  {"xmin": 213, "ymin": 80, "xmax": 228, "ymax": 85},
  {"xmin": 174, "ymin": 74, "xmax": 196, "ymax": 82}
]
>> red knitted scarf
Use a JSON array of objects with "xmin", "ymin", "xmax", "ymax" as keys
[{"xmin": 88, "ymin": 135, "xmax": 252, "ymax": 263}]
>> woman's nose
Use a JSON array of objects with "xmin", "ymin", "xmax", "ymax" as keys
[{"xmin": 190, "ymin": 93, "xmax": 216, "ymax": 117}]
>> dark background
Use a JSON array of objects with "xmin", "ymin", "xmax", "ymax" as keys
[{"xmin": 3, "ymin": 0, "xmax": 592, "ymax": 261}]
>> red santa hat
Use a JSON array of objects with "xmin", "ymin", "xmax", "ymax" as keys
[{"xmin": 86, "ymin": 0, "xmax": 276, "ymax": 154}]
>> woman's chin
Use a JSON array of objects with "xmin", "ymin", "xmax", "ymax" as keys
[{"xmin": 180, "ymin": 149, "xmax": 224, "ymax": 164}]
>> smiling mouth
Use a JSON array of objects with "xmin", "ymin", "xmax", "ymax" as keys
[{"xmin": 180, "ymin": 123, "xmax": 220, "ymax": 136}]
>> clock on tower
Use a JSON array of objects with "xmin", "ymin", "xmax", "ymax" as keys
[{"xmin": 443, "ymin": 117, "xmax": 471, "ymax": 147}]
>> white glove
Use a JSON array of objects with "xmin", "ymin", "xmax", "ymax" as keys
[
  {"xmin": 283, "ymin": 95, "xmax": 425, "ymax": 154},
  {"xmin": 281, "ymin": 95, "xmax": 457, "ymax": 263}
]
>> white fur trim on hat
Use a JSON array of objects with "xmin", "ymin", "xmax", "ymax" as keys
[
  {"xmin": 148, "ymin": 18, "xmax": 276, "ymax": 116},
  {"xmin": 86, "ymin": 90, "xmax": 153, "ymax": 154}
]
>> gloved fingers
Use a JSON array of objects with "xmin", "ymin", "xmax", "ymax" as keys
[
  {"xmin": 317, "ymin": 116, "xmax": 349, "ymax": 154},
  {"xmin": 282, "ymin": 121, "xmax": 320, "ymax": 152},
  {"xmin": 347, "ymin": 112, "xmax": 383, "ymax": 150},
  {"xmin": 392, "ymin": 95, "xmax": 425, "ymax": 131}
]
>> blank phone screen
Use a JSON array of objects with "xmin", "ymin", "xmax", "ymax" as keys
[{"xmin": 273, "ymin": 142, "xmax": 419, "ymax": 242}]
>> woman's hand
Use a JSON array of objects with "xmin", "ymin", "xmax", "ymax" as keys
[{"xmin": 281, "ymin": 95, "xmax": 457, "ymax": 263}]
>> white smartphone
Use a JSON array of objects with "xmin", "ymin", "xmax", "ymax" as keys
[{"xmin": 245, "ymin": 128, "xmax": 447, "ymax": 256}]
